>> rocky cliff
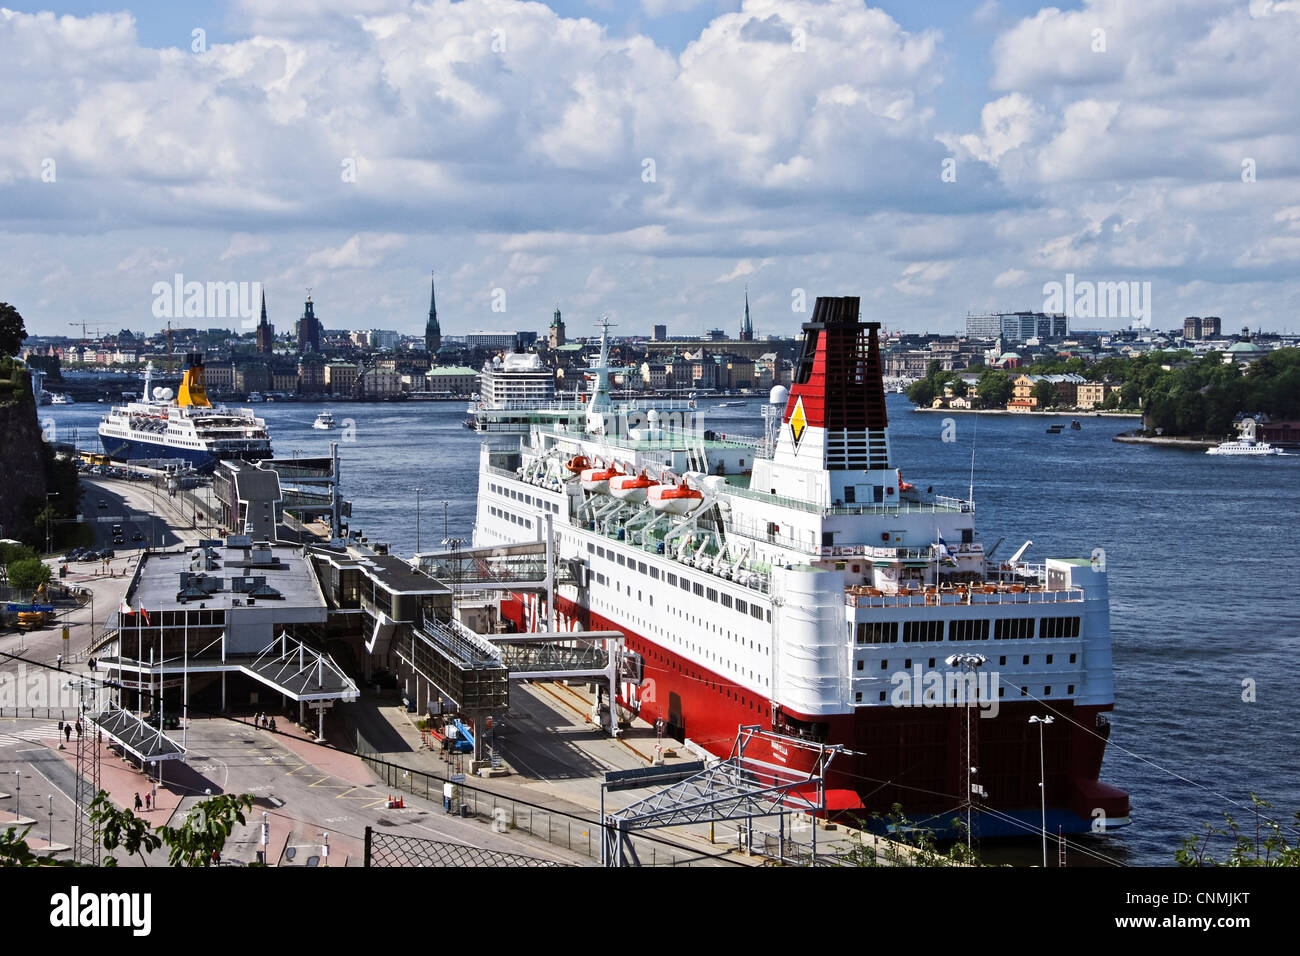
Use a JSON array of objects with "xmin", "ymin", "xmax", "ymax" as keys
[{"xmin": 0, "ymin": 390, "xmax": 50, "ymax": 543}]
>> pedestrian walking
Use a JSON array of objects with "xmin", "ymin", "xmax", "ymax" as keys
[
  {"xmin": 269, "ymin": 717, "xmax": 277, "ymax": 733},
  {"xmin": 144, "ymin": 792, "xmax": 151, "ymax": 811},
  {"xmin": 63, "ymin": 723, "xmax": 71, "ymax": 745},
  {"xmin": 134, "ymin": 793, "xmax": 143, "ymax": 812},
  {"xmin": 56, "ymin": 653, "xmax": 63, "ymax": 671}
]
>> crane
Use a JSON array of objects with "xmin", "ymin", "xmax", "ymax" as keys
[{"xmin": 68, "ymin": 321, "xmax": 111, "ymax": 345}]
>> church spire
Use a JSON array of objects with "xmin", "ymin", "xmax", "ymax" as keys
[
  {"xmin": 740, "ymin": 285, "xmax": 754, "ymax": 341},
  {"xmin": 424, "ymin": 270, "xmax": 442, "ymax": 355},
  {"xmin": 256, "ymin": 287, "xmax": 274, "ymax": 354}
]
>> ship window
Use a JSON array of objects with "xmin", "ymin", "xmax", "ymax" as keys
[
  {"xmin": 855, "ymin": 692, "xmax": 862, "ymax": 702},
  {"xmin": 587, "ymin": 543, "xmax": 594, "ymax": 554},
  {"xmin": 706, "ymin": 588, "xmax": 717, "ymax": 602},
  {"xmin": 667, "ymin": 573, "xmax": 677, "ymax": 585},
  {"xmin": 949, "ymin": 619, "xmax": 989, "ymax": 641},
  {"xmin": 902, "ymin": 620, "xmax": 943, "ymax": 643},
  {"xmin": 879, "ymin": 692, "xmax": 887, "ymax": 702},
  {"xmin": 1022, "ymin": 655, "xmax": 1030, "ymax": 665},
  {"xmin": 999, "ymin": 656, "xmax": 1006, "ymax": 666},
  {"xmin": 680, "ymin": 578, "xmax": 690, "ymax": 592},
  {"xmin": 1046, "ymin": 654, "xmax": 1053, "ymax": 665},
  {"xmin": 855, "ymin": 621, "xmax": 898, "ymax": 644},
  {"xmin": 750, "ymin": 604, "xmax": 763, "ymax": 620},
  {"xmin": 1045, "ymin": 685, "xmax": 1052, "ymax": 695},
  {"xmin": 1041, "ymin": 616, "xmax": 1081, "ymax": 639},
  {"xmin": 650, "ymin": 567, "xmax": 659, "ymax": 580},
  {"xmin": 856, "ymin": 659, "xmax": 863, "ymax": 671},
  {"xmin": 736, "ymin": 599, "xmax": 748, "ymax": 614},
  {"xmin": 1069, "ymin": 654, "xmax": 1076, "ymax": 664},
  {"xmin": 994, "ymin": 618, "xmax": 1035, "ymax": 640},
  {"xmin": 693, "ymin": 583, "xmax": 703, "ymax": 596},
  {"xmin": 766, "ymin": 610, "xmax": 771, "ymax": 622},
  {"xmin": 597, "ymin": 547, "xmax": 606, "ymax": 558},
  {"xmin": 720, "ymin": 593, "xmax": 732, "ymax": 608}
]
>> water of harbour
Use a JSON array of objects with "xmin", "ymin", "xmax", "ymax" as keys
[{"xmin": 43, "ymin": 394, "xmax": 1300, "ymax": 866}]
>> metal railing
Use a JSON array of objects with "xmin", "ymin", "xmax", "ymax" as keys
[
  {"xmin": 356, "ymin": 751, "xmax": 718, "ymax": 866},
  {"xmin": 847, "ymin": 587, "xmax": 1084, "ymax": 609}
]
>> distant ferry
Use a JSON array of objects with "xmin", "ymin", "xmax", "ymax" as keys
[
  {"xmin": 312, "ymin": 410, "xmax": 337, "ymax": 430},
  {"xmin": 1206, "ymin": 439, "xmax": 1287, "ymax": 456},
  {"xmin": 466, "ymin": 351, "xmax": 581, "ymax": 434},
  {"xmin": 97, "ymin": 355, "xmax": 272, "ymax": 471},
  {"xmin": 50, "ymin": 393, "xmax": 73, "ymax": 405}
]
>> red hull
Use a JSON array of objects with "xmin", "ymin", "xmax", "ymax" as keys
[{"xmin": 508, "ymin": 594, "xmax": 1129, "ymax": 827}]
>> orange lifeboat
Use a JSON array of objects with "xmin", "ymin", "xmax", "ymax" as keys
[
  {"xmin": 564, "ymin": 454, "xmax": 591, "ymax": 475},
  {"xmin": 647, "ymin": 479, "xmax": 704, "ymax": 514},
  {"xmin": 580, "ymin": 462, "xmax": 624, "ymax": 494},
  {"xmin": 610, "ymin": 470, "xmax": 660, "ymax": 503}
]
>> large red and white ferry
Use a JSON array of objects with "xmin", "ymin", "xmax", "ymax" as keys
[{"xmin": 473, "ymin": 297, "xmax": 1130, "ymax": 836}]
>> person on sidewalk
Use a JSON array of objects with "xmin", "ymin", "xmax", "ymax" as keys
[
  {"xmin": 134, "ymin": 793, "xmax": 143, "ymax": 812},
  {"xmin": 269, "ymin": 717, "xmax": 277, "ymax": 733},
  {"xmin": 144, "ymin": 792, "xmax": 151, "ymax": 811}
]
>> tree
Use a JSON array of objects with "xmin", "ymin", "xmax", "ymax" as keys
[
  {"xmin": 0, "ymin": 302, "xmax": 27, "ymax": 358},
  {"xmin": 907, "ymin": 377, "xmax": 936, "ymax": 407},
  {"xmin": 1032, "ymin": 380, "xmax": 1058, "ymax": 409},
  {"xmin": 841, "ymin": 805, "xmax": 982, "ymax": 867},
  {"xmin": 0, "ymin": 791, "xmax": 257, "ymax": 868},
  {"xmin": 6, "ymin": 557, "xmax": 51, "ymax": 590},
  {"xmin": 1176, "ymin": 794, "xmax": 1300, "ymax": 867}
]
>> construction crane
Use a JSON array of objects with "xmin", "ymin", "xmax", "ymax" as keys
[{"xmin": 68, "ymin": 321, "xmax": 111, "ymax": 345}]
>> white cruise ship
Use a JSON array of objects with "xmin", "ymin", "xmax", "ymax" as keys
[
  {"xmin": 472, "ymin": 298, "xmax": 1131, "ymax": 837},
  {"xmin": 97, "ymin": 355, "xmax": 272, "ymax": 471},
  {"xmin": 465, "ymin": 351, "xmax": 577, "ymax": 433}
]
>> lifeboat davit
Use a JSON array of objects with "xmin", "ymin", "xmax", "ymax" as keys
[
  {"xmin": 647, "ymin": 480, "xmax": 704, "ymax": 514},
  {"xmin": 564, "ymin": 454, "xmax": 591, "ymax": 475},
  {"xmin": 610, "ymin": 470, "xmax": 660, "ymax": 503},
  {"xmin": 580, "ymin": 462, "xmax": 624, "ymax": 494}
]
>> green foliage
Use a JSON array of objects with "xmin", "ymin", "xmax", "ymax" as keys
[
  {"xmin": 90, "ymin": 792, "xmax": 161, "ymax": 866},
  {"xmin": 3, "ymin": 790, "xmax": 256, "ymax": 868},
  {"xmin": 907, "ymin": 360, "xmax": 961, "ymax": 407},
  {"xmin": 0, "ymin": 541, "xmax": 39, "ymax": 568},
  {"xmin": 975, "ymin": 369, "xmax": 1013, "ymax": 409},
  {"xmin": 841, "ymin": 805, "xmax": 982, "ymax": 867},
  {"xmin": 0, "ymin": 825, "xmax": 79, "ymax": 868},
  {"xmin": 1031, "ymin": 379, "xmax": 1058, "ymax": 409},
  {"xmin": 6, "ymin": 556, "xmax": 51, "ymax": 590},
  {"xmin": 1176, "ymin": 794, "xmax": 1300, "ymax": 867},
  {"xmin": 156, "ymin": 793, "xmax": 254, "ymax": 867},
  {"xmin": 0, "ymin": 302, "xmax": 27, "ymax": 358}
]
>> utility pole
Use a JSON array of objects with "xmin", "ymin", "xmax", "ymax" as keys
[{"xmin": 414, "ymin": 487, "xmax": 423, "ymax": 553}]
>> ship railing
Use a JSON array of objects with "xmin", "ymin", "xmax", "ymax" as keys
[
  {"xmin": 723, "ymin": 484, "xmax": 970, "ymax": 516},
  {"xmin": 846, "ymin": 586, "xmax": 1085, "ymax": 609}
]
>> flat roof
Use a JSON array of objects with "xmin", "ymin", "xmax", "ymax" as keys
[{"xmin": 130, "ymin": 542, "xmax": 326, "ymax": 612}]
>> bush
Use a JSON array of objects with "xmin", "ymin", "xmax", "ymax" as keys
[{"xmin": 6, "ymin": 557, "xmax": 51, "ymax": 591}]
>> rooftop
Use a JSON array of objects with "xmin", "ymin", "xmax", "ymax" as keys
[{"xmin": 129, "ymin": 540, "xmax": 326, "ymax": 612}]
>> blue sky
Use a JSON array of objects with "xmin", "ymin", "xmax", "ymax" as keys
[{"xmin": 4, "ymin": 0, "xmax": 1299, "ymax": 338}]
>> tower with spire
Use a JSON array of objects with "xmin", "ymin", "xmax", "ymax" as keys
[
  {"xmin": 740, "ymin": 286, "xmax": 754, "ymax": 341},
  {"xmin": 297, "ymin": 291, "xmax": 321, "ymax": 354},
  {"xmin": 549, "ymin": 304, "xmax": 566, "ymax": 348},
  {"xmin": 424, "ymin": 271, "xmax": 442, "ymax": 357},
  {"xmin": 256, "ymin": 289, "xmax": 275, "ymax": 354}
]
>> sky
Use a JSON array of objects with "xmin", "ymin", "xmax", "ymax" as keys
[{"xmin": 4, "ymin": 0, "xmax": 1300, "ymax": 340}]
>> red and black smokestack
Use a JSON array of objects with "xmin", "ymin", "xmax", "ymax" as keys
[{"xmin": 786, "ymin": 297, "xmax": 889, "ymax": 458}]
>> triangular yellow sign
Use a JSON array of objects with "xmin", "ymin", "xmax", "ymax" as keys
[{"xmin": 790, "ymin": 396, "xmax": 807, "ymax": 447}]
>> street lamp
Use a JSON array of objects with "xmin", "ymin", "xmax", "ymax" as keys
[
  {"xmin": 11, "ymin": 770, "xmax": 18, "ymax": 819},
  {"xmin": 47, "ymin": 795, "xmax": 54, "ymax": 846},
  {"xmin": 1029, "ymin": 715, "xmax": 1055, "ymax": 867},
  {"xmin": 414, "ymin": 487, "xmax": 423, "ymax": 553},
  {"xmin": 946, "ymin": 652, "xmax": 986, "ymax": 854}
]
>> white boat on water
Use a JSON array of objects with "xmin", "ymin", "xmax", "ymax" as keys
[
  {"xmin": 312, "ymin": 410, "xmax": 337, "ymax": 430},
  {"xmin": 1206, "ymin": 439, "xmax": 1287, "ymax": 456}
]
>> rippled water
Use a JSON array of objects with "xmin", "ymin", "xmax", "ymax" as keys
[{"xmin": 45, "ymin": 393, "xmax": 1300, "ymax": 865}]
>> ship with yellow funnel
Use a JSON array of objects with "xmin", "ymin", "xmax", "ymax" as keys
[{"xmin": 97, "ymin": 353, "xmax": 272, "ymax": 471}]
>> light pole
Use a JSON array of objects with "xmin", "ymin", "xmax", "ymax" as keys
[
  {"xmin": 414, "ymin": 487, "xmax": 423, "ymax": 554},
  {"xmin": 946, "ymin": 652, "xmax": 986, "ymax": 855},
  {"xmin": 45, "ymin": 492, "xmax": 57, "ymax": 556},
  {"xmin": 1029, "ymin": 715, "xmax": 1055, "ymax": 867},
  {"xmin": 47, "ymin": 795, "xmax": 54, "ymax": 846},
  {"xmin": 442, "ymin": 500, "xmax": 449, "ymax": 539},
  {"xmin": 11, "ymin": 770, "xmax": 18, "ymax": 819}
]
